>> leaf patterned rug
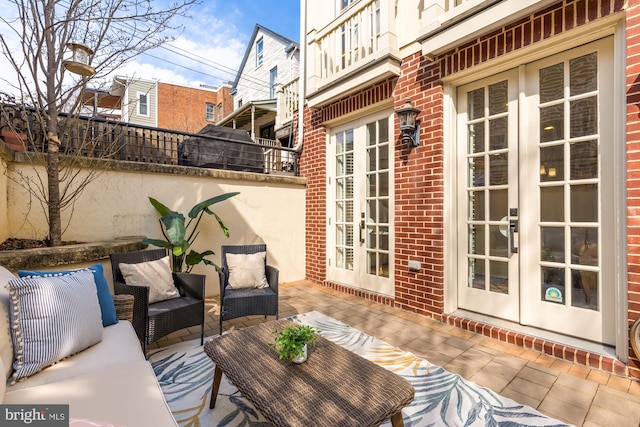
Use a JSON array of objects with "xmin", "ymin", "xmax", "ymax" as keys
[{"xmin": 149, "ymin": 311, "xmax": 569, "ymax": 426}]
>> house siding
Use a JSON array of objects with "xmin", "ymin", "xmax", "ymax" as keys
[
  {"xmin": 302, "ymin": 0, "xmax": 640, "ymax": 378},
  {"xmin": 235, "ymin": 29, "xmax": 299, "ymax": 104},
  {"xmin": 125, "ymin": 79, "xmax": 157, "ymax": 127}
]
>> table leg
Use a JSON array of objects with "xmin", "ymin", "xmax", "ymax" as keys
[
  {"xmin": 209, "ymin": 365, "xmax": 223, "ymax": 409},
  {"xmin": 390, "ymin": 411, "xmax": 404, "ymax": 427}
]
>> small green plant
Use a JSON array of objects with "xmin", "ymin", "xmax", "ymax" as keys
[{"xmin": 268, "ymin": 324, "xmax": 320, "ymax": 362}]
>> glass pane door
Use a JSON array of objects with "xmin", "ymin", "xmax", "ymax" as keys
[
  {"xmin": 328, "ymin": 111, "xmax": 394, "ymax": 296},
  {"xmin": 457, "ymin": 70, "xmax": 520, "ymax": 322}
]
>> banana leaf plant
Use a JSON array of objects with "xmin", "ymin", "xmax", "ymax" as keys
[{"xmin": 142, "ymin": 192, "xmax": 239, "ymax": 273}]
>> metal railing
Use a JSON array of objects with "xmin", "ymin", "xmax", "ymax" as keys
[{"xmin": 0, "ymin": 105, "xmax": 299, "ymax": 175}]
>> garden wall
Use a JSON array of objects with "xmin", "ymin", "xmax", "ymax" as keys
[{"xmin": 2, "ymin": 150, "xmax": 306, "ymax": 296}]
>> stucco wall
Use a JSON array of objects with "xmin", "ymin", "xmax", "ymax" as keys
[
  {"xmin": 0, "ymin": 149, "xmax": 9, "ymax": 243},
  {"xmin": 4, "ymin": 158, "xmax": 306, "ymax": 296}
]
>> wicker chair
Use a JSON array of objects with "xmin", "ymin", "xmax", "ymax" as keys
[
  {"xmin": 110, "ymin": 249, "xmax": 205, "ymax": 355},
  {"xmin": 218, "ymin": 244, "xmax": 279, "ymax": 334}
]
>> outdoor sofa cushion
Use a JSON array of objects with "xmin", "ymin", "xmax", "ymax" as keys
[
  {"xmin": 6, "ymin": 320, "xmax": 144, "ymax": 392},
  {"xmin": 7, "ymin": 270, "xmax": 104, "ymax": 382},
  {"xmin": 3, "ymin": 360, "xmax": 177, "ymax": 426},
  {"xmin": 0, "ymin": 266, "xmax": 15, "ymax": 381},
  {"xmin": 18, "ymin": 263, "xmax": 118, "ymax": 327}
]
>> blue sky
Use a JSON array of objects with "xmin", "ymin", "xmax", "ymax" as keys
[
  {"xmin": 124, "ymin": 0, "xmax": 301, "ymax": 88},
  {"xmin": 0, "ymin": 0, "xmax": 300, "ymax": 93}
]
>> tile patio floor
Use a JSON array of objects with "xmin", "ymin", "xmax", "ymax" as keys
[{"xmin": 150, "ymin": 280, "xmax": 640, "ymax": 427}]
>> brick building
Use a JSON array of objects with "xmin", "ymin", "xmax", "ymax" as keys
[
  {"xmin": 83, "ymin": 78, "xmax": 234, "ymax": 133},
  {"xmin": 299, "ymin": 0, "xmax": 640, "ymax": 379}
]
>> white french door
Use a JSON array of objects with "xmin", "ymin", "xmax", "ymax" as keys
[
  {"xmin": 456, "ymin": 37, "xmax": 615, "ymax": 344},
  {"xmin": 328, "ymin": 110, "xmax": 394, "ymax": 296}
]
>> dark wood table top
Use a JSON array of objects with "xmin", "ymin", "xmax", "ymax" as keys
[{"xmin": 204, "ymin": 319, "xmax": 415, "ymax": 427}]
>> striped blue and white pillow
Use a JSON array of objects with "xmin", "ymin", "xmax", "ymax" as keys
[{"xmin": 6, "ymin": 269, "xmax": 103, "ymax": 382}]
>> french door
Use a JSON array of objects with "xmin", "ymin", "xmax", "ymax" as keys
[
  {"xmin": 328, "ymin": 110, "xmax": 394, "ymax": 296},
  {"xmin": 456, "ymin": 38, "xmax": 614, "ymax": 344}
]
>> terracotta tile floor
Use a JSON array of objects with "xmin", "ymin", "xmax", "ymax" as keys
[{"xmin": 150, "ymin": 280, "xmax": 640, "ymax": 427}]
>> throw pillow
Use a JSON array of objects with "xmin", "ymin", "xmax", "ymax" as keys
[
  {"xmin": 7, "ymin": 269, "xmax": 104, "ymax": 382},
  {"xmin": 118, "ymin": 256, "xmax": 180, "ymax": 304},
  {"xmin": 18, "ymin": 263, "xmax": 118, "ymax": 327},
  {"xmin": 226, "ymin": 251, "xmax": 269, "ymax": 289}
]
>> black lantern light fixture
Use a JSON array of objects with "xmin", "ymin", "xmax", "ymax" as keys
[
  {"xmin": 395, "ymin": 98, "xmax": 421, "ymax": 148},
  {"xmin": 63, "ymin": 42, "xmax": 96, "ymax": 77}
]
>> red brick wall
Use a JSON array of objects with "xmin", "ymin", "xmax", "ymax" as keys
[
  {"xmin": 392, "ymin": 54, "xmax": 445, "ymax": 319},
  {"xmin": 626, "ymin": 0, "xmax": 640, "ymax": 378},
  {"xmin": 301, "ymin": 0, "xmax": 640, "ymax": 375},
  {"xmin": 300, "ymin": 106, "xmax": 327, "ymax": 283},
  {"xmin": 157, "ymin": 84, "xmax": 233, "ymax": 133}
]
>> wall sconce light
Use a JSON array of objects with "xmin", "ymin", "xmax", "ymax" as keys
[
  {"xmin": 63, "ymin": 42, "xmax": 96, "ymax": 77},
  {"xmin": 395, "ymin": 98, "xmax": 421, "ymax": 148}
]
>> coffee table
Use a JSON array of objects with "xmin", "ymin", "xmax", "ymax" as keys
[{"xmin": 204, "ymin": 319, "xmax": 415, "ymax": 427}]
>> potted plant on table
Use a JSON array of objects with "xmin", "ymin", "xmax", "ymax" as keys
[{"xmin": 269, "ymin": 324, "xmax": 320, "ymax": 363}]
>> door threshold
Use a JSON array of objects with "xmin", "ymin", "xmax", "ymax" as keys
[{"xmin": 452, "ymin": 309, "xmax": 616, "ymax": 359}]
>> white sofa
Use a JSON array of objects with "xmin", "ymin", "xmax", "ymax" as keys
[{"xmin": 0, "ymin": 265, "xmax": 177, "ymax": 426}]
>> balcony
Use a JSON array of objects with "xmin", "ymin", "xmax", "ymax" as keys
[
  {"xmin": 306, "ymin": 0, "xmax": 401, "ymax": 107},
  {"xmin": 420, "ymin": 0, "xmax": 557, "ymax": 56}
]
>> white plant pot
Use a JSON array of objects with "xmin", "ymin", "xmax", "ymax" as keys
[{"xmin": 292, "ymin": 344, "xmax": 308, "ymax": 364}]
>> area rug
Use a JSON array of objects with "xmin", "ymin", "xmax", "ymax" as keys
[{"xmin": 149, "ymin": 311, "xmax": 569, "ymax": 427}]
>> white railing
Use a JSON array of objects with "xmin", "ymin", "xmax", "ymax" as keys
[
  {"xmin": 439, "ymin": 0, "xmax": 493, "ymax": 25},
  {"xmin": 310, "ymin": 0, "xmax": 387, "ymax": 83},
  {"xmin": 276, "ymin": 78, "xmax": 299, "ymax": 128}
]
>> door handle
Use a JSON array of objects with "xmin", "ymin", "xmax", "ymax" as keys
[
  {"xmin": 359, "ymin": 214, "xmax": 365, "ymax": 244},
  {"xmin": 509, "ymin": 219, "xmax": 519, "ymax": 254}
]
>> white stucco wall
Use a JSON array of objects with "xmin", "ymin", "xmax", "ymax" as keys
[
  {"xmin": 4, "ymin": 161, "xmax": 306, "ymax": 296},
  {"xmin": 0, "ymin": 153, "xmax": 9, "ymax": 243}
]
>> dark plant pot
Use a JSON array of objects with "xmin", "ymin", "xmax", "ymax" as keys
[{"xmin": 0, "ymin": 129, "xmax": 27, "ymax": 151}]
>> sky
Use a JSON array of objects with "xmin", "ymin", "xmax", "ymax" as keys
[
  {"xmin": 129, "ymin": 0, "xmax": 301, "ymax": 88},
  {"xmin": 0, "ymin": 0, "xmax": 300, "ymax": 93}
]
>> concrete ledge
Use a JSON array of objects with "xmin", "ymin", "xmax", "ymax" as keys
[{"xmin": 0, "ymin": 237, "xmax": 147, "ymax": 271}]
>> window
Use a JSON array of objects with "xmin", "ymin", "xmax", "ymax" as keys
[
  {"xmin": 269, "ymin": 67, "xmax": 278, "ymax": 99},
  {"xmin": 137, "ymin": 92, "xmax": 148, "ymax": 116},
  {"xmin": 256, "ymin": 38, "xmax": 264, "ymax": 67},
  {"xmin": 206, "ymin": 103, "xmax": 215, "ymax": 121},
  {"xmin": 341, "ymin": 0, "xmax": 355, "ymax": 10},
  {"xmin": 217, "ymin": 104, "xmax": 223, "ymax": 121}
]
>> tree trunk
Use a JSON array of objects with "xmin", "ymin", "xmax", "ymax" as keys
[{"xmin": 45, "ymin": 0, "xmax": 62, "ymax": 247}]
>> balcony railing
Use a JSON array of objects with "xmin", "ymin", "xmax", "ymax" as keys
[
  {"xmin": 307, "ymin": 0, "xmax": 401, "ymax": 96},
  {"xmin": 440, "ymin": 0, "xmax": 492, "ymax": 23},
  {"xmin": 276, "ymin": 78, "xmax": 299, "ymax": 128},
  {"xmin": 0, "ymin": 105, "xmax": 299, "ymax": 176}
]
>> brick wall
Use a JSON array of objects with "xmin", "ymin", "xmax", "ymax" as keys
[
  {"xmin": 157, "ymin": 84, "xmax": 233, "ymax": 133},
  {"xmin": 300, "ymin": 106, "xmax": 327, "ymax": 283},
  {"xmin": 626, "ymin": 0, "xmax": 640, "ymax": 378},
  {"xmin": 300, "ymin": 0, "xmax": 640, "ymax": 376}
]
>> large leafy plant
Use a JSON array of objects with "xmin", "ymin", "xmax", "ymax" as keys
[{"xmin": 143, "ymin": 193, "xmax": 239, "ymax": 272}]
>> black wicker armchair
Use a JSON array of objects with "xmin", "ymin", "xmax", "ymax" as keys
[
  {"xmin": 218, "ymin": 244, "xmax": 279, "ymax": 334},
  {"xmin": 110, "ymin": 249, "xmax": 205, "ymax": 355}
]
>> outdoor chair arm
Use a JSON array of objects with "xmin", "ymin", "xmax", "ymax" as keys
[
  {"xmin": 113, "ymin": 280, "xmax": 149, "ymax": 343},
  {"xmin": 173, "ymin": 272, "xmax": 205, "ymax": 299},
  {"xmin": 112, "ymin": 294, "xmax": 134, "ymax": 323},
  {"xmin": 218, "ymin": 268, "xmax": 228, "ymax": 298},
  {"xmin": 265, "ymin": 265, "xmax": 279, "ymax": 293}
]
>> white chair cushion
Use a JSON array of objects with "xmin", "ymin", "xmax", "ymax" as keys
[
  {"xmin": 227, "ymin": 252, "xmax": 269, "ymax": 289},
  {"xmin": 118, "ymin": 256, "xmax": 180, "ymax": 304}
]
